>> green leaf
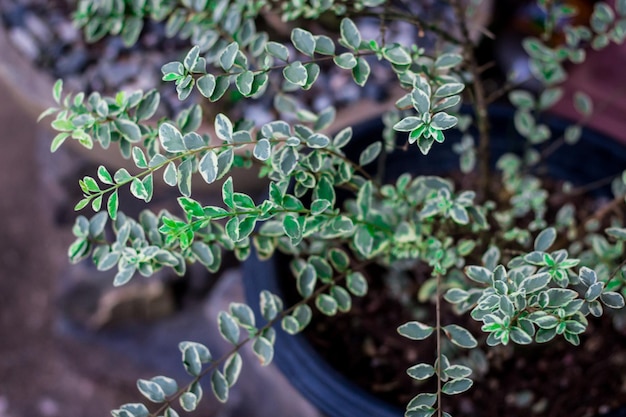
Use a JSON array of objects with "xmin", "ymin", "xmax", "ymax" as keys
[
  {"xmin": 465, "ymin": 265, "xmax": 492, "ymax": 284},
  {"xmin": 252, "ymin": 337, "xmax": 274, "ymax": 366},
  {"xmin": 163, "ymin": 162, "xmax": 177, "ymax": 186},
  {"xmin": 330, "ymin": 286, "xmax": 352, "ymax": 312},
  {"xmin": 305, "ymin": 133, "xmax": 330, "ymax": 148},
  {"xmin": 259, "ymin": 291, "xmax": 282, "ymax": 321},
  {"xmin": 382, "ymin": 44, "xmax": 412, "ymax": 65},
  {"xmin": 565, "ymin": 125, "xmax": 582, "ymax": 144},
  {"xmin": 180, "ymin": 346, "xmax": 201, "ymax": 377},
  {"xmin": 283, "ymin": 61, "xmax": 308, "ymax": 86},
  {"xmin": 283, "ymin": 215, "xmax": 302, "ymax": 242},
  {"xmin": 546, "ymin": 288, "xmax": 578, "ymax": 308},
  {"xmin": 230, "ymin": 303, "xmax": 255, "ymax": 329},
  {"xmin": 520, "ymin": 272, "xmax": 551, "ymax": 293},
  {"xmin": 199, "ymin": 151, "xmax": 218, "ymax": 184},
  {"xmin": 191, "ymin": 242, "xmax": 214, "ymax": 267},
  {"xmin": 297, "ymin": 264, "xmax": 317, "ymax": 297},
  {"xmin": 351, "ymin": 57, "xmax": 370, "ymax": 86},
  {"xmin": 443, "ymin": 324, "xmax": 477, "ymax": 348},
  {"xmin": 435, "ymin": 53, "xmax": 462, "ymax": 69},
  {"xmin": 254, "ymin": 139, "xmax": 271, "ymax": 160},
  {"xmin": 600, "ymin": 291, "xmax": 625, "ymax": 308},
  {"xmin": 130, "ymin": 178, "xmax": 148, "ymax": 201},
  {"xmin": 574, "ymin": 91, "xmax": 593, "ymax": 115},
  {"xmin": 444, "ymin": 365, "xmax": 472, "ymax": 379},
  {"xmin": 315, "ymin": 293, "xmax": 338, "ymax": 316},
  {"xmin": 430, "ymin": 112, "xmax": 457, "ymax": 130},
  {"xmin": 151, "ymin": 376, "xmax": 178, "ymax": 397},
  {"xmin": 534, "ymin": 227, "xmax": 556, "ymax": 251},
  {"xmin": 136, "ymin": 89, "xmax": 160, "ymax": 121},
  {"xmin": 137, "ymin": 379, "xmax": 165, "ymax": 403},
  {"xmin": 434, "ymin": 83, "xmax": 464, "ymax": 98},
  {"xmin": 159, "ymin": 123, "xmax": 185, "ymax": 153},
  {"xmin": 266, "ymin": 41, "xmax": 289, "ymax": 61},
  {"xmin": 442, "ymin": 378, "xmax": 473, "ymax": 395},
  {"xmin": 50, "ymin": 132, "xmax": 69, "ymax": 152},
  {"xmin": 118, "ymin": 403, "xmax": 150, "ymax": 417},
  {"xmin": 359, "ymin": 141, "xmax": 382, "ymax": 166},
  {"xmin": 197, "ymin": 74, "xmax": 216, "ymax": 98},
  {"xmin": 279, "ymin": 146, "xmax": 298, "ymax": 175},
  {"xmin": 407, "ymin": 393, "xmax": 437, "ymax": 410},
  {"xmin": 411, "ymin": 88, "xmax": 431, "ymax": 114},
  {"xmin": 179, "ymin": 392, "xmax": 198, "ymax": 412},
  {"xmin": 291, "ymin": 28, "xmax": 315, "ymax": 56},
  {"xmin": 606, "ymin": 227, "xmax": 626, "ymax": 240},
  {"xmin": 585, "ymin": 281, "xmax": 604, "ymax": 301},
  {"xmin": 218, "ymin": 311, "xmax": 240, "ymax": 345},
  {"xmin": 236, "ymin": 71, "xmax": 255, "ymax": 96},
  {"xmin": 107, "ymin": 191, "xmax": 119, "ymax": 220},
  {"xmin": 184, "ymin": 45, "xmax": 200, "ymax": 71},
  {"xmin": 340, "ymin": 18, "xmax": 361, "ymax": 50},
  {"xmin": 53, "ymin": 79, "xmax": 63, "ymax": 103},
  {"xmin": 509, "ymin": 90, "xmax": 535, "ymax": 109},
  {"xmin": 211, "ymin": 371, "xmax": 229, "ymax": 403},
  {"xmin": 224, "ymin": 353, "xmax": 242, "ymax": 387},
  {"xmin": 97, "ymin": 165, "xmax": 114, "ymax": 184},
  {"xmin": 346, "ymin": 271, "xmax": 367, "ymax": 296},
  {"xmin": 183, "ymin": 132, "xmax": 204, "ymax": 150},
  {"xmin": 215, "ymin": 113, "xmax": 233, "ymax": 142},
  {"xmin": 315, "ymin": 35, "xmax": 335, "ymax": 55},
  {"xmin": 407, "ymin": 363, "xmax": 435, "ymax": 380},
  {"xmin": 354, "ymin": 226, "xmax": 374, "ymax": 257},
  {"xmin": 394, "ymin": 116, "xmax": 422, "ymax": 132},
  {"xmin": 115, "ymin": 119, "xmax": 142, "ymax": 143},
  {"xmin": 281, "ymin": 316, "xmax": 300, "ymax": 335},
  {"xmin": 132, "ymin": 147, "xmax": 148, "ymax": 169},
  {"xmin": 333, "ymin": 52, "xmax": 357, "ymax": 69},
  {"xmin": 219, "ymin": 42, "xmax": 238, "ymax": 71},
  {"xmin": 510, "ymin": 326, "xmax": 533, "ymax": 344},
  {"xmin": 397, "ymin": 321, "xmax": 434, "ymax": 340}
]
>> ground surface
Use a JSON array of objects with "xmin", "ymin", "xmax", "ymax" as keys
[{"xmin": 0, "ymin": 74, "xmax": 152, "ymax": 417}]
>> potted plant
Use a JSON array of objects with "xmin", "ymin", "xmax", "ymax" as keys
[{"xmin": 41, "ymin": 0, "xmax": 626, "ymax": 416}]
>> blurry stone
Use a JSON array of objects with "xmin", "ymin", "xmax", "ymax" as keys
[
  {"xmin": 37, "ymin": 397, "xmax": 59, "ymax": 417},
  {"xmin": 243, "ymin": 103, "xmax": 274, "ymax": 126},
  {"xmin": 58, "ymin": 262, "xmax": 177, "ymax": 330},
  {"xmin": 8, "ymin": 27, "xmax": 38, "ymax": 60},
  {"xmin": 100, "ymin": 59, "xmax": 141, "ymax": 88},
  {"xmin": 1, "ymin": 3, "xmax": 26, "ymax": 27},
  {"xmin": 102, "ymin": 37, "xmax": 126, "ymax": 61},
  {"xmin": 54, "ymin": 47, "xmax": 88, "ymax": 76},
  {"xmin": 24, "ymin": 12, "xmax": 50, "ymax": 42},
  {"xmin": 55, "ymin": 20, "xmax": 80, "ymax": 44}
]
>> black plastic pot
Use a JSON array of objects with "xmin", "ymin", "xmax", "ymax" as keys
[{"xmin": 243, "ymin": 107, "xmax": 626, "ymax": 417}]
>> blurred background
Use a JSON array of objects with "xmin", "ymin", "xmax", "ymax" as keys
[{"xmin": 1, "ymin": 0, "xmax": 625, "ymax": 416}]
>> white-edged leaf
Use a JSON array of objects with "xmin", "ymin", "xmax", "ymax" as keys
[
  {"xmin": 398, "ymin": 321, "xmax": 434, "ymax": 340},
  {"xmin": 199, "ymin": 151, "xmax": 218, "ymax": 184},
  {"xmin": 359, "ymin": 141, "xmax": 382, "ymax": 166},
  {"xmin": 442, "ymin": 378, "xmax": 473, "ymax": 395},
  {"xmin": 443, "ymin": 324, "xmax": 477, "ymax": 348}
]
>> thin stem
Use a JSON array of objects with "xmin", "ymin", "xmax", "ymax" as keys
[
  {"xmin": 358, "ymin": 7, "xmax": 463, "ymax": 45},
  {"xmin": 435, "ymin": 272, "xmax": 443, "ymax": 417},
  {"xmin": 451, "ymin": 0, "xmax": 490, "ymax": 201}
]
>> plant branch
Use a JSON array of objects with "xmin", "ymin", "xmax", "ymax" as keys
[
  {"xmin": 451, "ymin": 0, "xmax": 490, "ymax": 201},
  {"xmin": 146, "ymin": 259, "xmax": 374, "ymax": 417},
  {"xmin": 435, "ymin": 271, "xmax": 443, "ymax": 417}
]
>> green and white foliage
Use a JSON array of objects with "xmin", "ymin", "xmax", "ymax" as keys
[{"xmin": 41, "ymin": 1, "xmax": 626, "ymax": 416}]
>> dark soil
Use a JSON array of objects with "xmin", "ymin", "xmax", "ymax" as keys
[{"xmin": 279, "ymin": 170, "xmax": 626, "ymax": 417}]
